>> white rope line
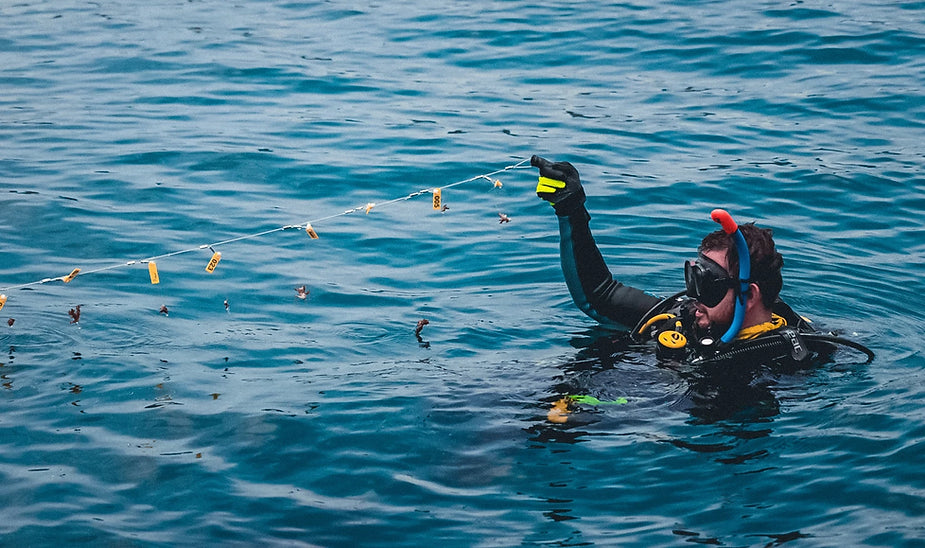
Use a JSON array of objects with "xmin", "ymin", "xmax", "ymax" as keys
[{"xmin": 0, "ymin": 158, "xmax": 531, "ymax": 295}]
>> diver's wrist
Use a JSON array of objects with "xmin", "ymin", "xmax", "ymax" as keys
[{"xmin": 552, "ymin": 194, "xmax": 587, "ymax": 217}]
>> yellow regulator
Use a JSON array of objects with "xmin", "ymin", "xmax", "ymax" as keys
[{"xmin": 656, "ymin": 321, "xmax": 688, "ymax": 360}]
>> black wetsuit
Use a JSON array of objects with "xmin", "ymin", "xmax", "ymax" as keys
[{"xmin": 556, "ymin": 206, "xmax": 858, "ymax": 368}]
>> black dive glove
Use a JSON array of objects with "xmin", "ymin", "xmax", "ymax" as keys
[{"xmin": 531, "ymin": 155, "xmax": 586, "ymax": 216}]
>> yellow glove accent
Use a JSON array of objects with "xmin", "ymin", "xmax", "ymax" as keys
[{"xmin": 536, "ymin": 176, "xmax": 566, "ymax": 195}]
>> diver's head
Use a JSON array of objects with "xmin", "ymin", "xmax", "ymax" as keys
[
  {"xmin": 687, "ymin": 248, "xmax": 739, "ymax": 332},
  {"xmin": 687, "ymin": 222, "xmax": 783, "ymax": 332}
]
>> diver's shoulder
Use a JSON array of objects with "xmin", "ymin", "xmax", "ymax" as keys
[{"xmin": 772, "ymin": 299, "xmax": 816, "ymax": 332}]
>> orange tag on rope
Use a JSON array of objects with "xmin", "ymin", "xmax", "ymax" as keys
[
  {"xmin": 0, "ymin": 294, "xmax": 6, "ymax": 312},
  {"xmin": 148, "ymin": 261, "xmax": 160, "ymax": 284},
  {"xmin": 205, "ymin": 252, "xmax": 222, "ymax": 273},
  {"xmin": 365, "ymin": 202, "xmax": 375, "ymax": 214},
  {"xmin": 62, "ymin": 268, "xmax": 80, "ymax": 283},
  {"xmin": 432, "ymin": 188, "xmax": 442, "ymax": 210},
  {"xmin": 305, "ymin": 224, "xmax": 319, "ymax": 239}
]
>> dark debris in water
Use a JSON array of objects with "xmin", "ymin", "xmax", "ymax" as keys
[{"xmin": 415, "ymin": 318, "xmax": 430, "ymax": 348}]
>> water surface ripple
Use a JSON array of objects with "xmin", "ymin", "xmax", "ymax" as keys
[{"xmin": 1, "ymin": 1, "xmax": 924, "ymax": 546}]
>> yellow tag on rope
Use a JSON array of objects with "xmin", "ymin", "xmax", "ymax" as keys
[
  {"xmin": 305, "ymin": 224, "xmax": 319, "ymax": 239},
  {"xmin": 432, "ymin": 188, "xmax": 442, "ymax": 210},
  {"xmin": 365, "ymin": 203, "xmax": 375, "ymax": 214},
  {"xmin": 205, "ymin": 252, "xmax": 222, "ymax": 273},
  {"xmin": 62, "ymin": 268, "xmax": 81, "ymax": 283},
  {"xmin": 0, "ymin": 294, "xmax": 7, "ymax": 312},
  {"xmin": 148, "ymin": 261, "xmax": 160, "ymax": 284}
]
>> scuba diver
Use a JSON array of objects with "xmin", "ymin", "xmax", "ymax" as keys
[{"xmin": 531, "ymin": 155, "xmax": 874, "ymax": 371}]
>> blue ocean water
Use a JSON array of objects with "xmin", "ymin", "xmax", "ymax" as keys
[{"xmin": 2, "ymin": 0, "xmax": 924, "ymax": 545}]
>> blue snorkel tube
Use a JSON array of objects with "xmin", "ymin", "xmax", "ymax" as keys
[{"xmin": 711, "ymin": 209, "xmax": 750, "ymax": 343}]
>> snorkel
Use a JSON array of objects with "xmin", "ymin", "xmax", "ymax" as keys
[{"xmin": 710, "ymin": 209, "xmax": 750, "ymax": 343}]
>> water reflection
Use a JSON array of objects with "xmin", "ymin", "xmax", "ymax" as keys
[
  {"xmin": 524, "ymin": 330, "xmax": 810, "ymax": 535},
  {"xmin": 1, "ymin": 345, "xmax": 15, "ymax": 390}
]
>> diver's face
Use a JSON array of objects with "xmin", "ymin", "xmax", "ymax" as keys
[{"xmin": 692, "ymin": 249, "xmax": 735, "ymax": 331}]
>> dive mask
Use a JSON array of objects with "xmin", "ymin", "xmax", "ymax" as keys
[{"xmin": 684, "ymin": 254, "xmax": 736, "ymax": 308}]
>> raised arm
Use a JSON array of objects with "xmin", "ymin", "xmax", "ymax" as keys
[{"xmin": 533, "ymin": 155, "xmax": 660, "ymax": 328}]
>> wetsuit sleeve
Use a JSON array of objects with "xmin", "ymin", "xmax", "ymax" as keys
[{"xmin": 558, "ymin": 205, "xmax": 662, "ymax": 328}]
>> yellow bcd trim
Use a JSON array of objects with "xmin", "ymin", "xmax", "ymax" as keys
[{"xmin": 637, "ymin": 313, "xmax": 676, "ymax": 335}]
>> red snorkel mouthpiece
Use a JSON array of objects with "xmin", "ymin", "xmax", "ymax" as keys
[{"xmin": 710, "ymin": 208, "xmax": 738, "ymax": 234}]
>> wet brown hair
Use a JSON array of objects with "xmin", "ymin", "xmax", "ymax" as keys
[{"xmin": 699, "ymin": 222, "xmax": 784, "ymax": 308}]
